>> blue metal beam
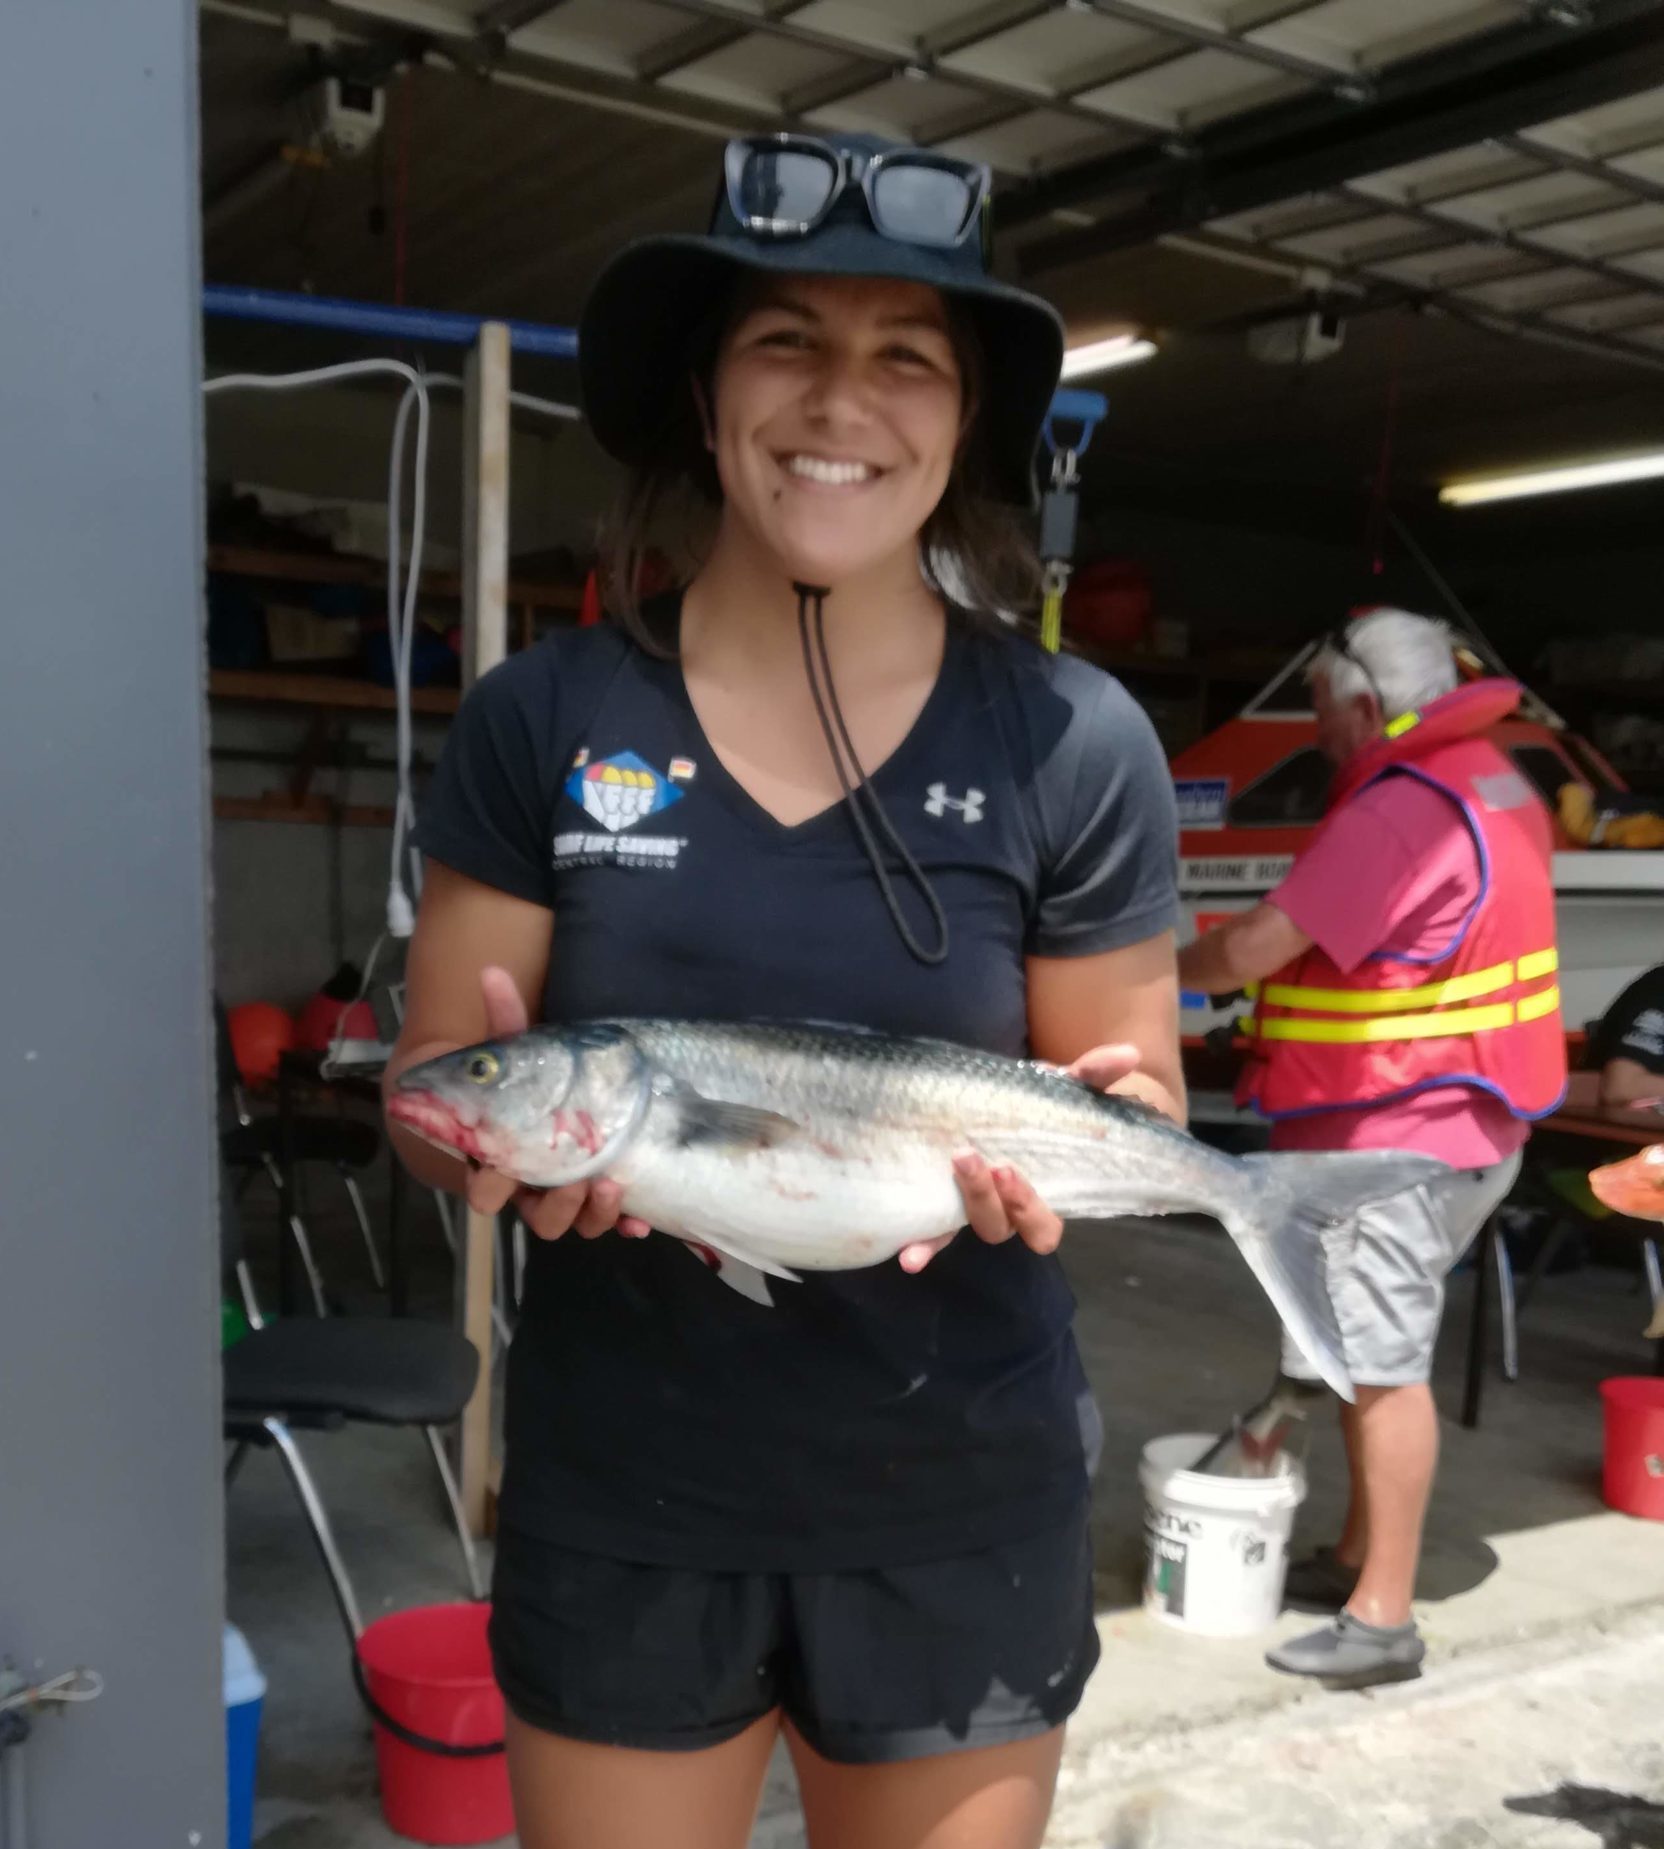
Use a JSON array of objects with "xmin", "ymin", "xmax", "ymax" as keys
[
  {"xmin": 202, "ymin": 284, "xmax": 1105, "ymax": 428},
  {"xmin": 203, "ymin": 284, "xmax": 581, "ymax": 359}
]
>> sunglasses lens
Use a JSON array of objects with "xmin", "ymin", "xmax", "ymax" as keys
[
  {"xmin": 870, "ymin": 160, "xmax": 979, "ymax": 247},
  {"xmin": 734, "ymin": 146, "xmax": 838, "ymax": 231}
]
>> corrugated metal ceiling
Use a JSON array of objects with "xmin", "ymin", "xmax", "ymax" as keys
[
  {"xmin": 203, "ymin": 0, "xmax": 1539, "ymax": 168},
  {"xmin": 197, "ymin": 0, "xmax": 1664, "ymax": 492},
  {"xmin": 202, "ymin": 1, "xmax": 1664, "ymax": 371}
]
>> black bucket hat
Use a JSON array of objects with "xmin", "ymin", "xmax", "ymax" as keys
[{"xmin": 578, "ymin": 131, "xmax": 1066, "ymax": 508}]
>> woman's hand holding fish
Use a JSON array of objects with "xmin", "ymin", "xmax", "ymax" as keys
[
  {"xmin": 470, "ymin": 967, "xmax": 651, "ymax": 1244},
  {"xmin": 899, "ymin": 1042, "xmax": 1144, "ymax": 1273}
]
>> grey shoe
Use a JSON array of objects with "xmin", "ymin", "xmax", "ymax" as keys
[
  {"xmin": 1266, "ymin": 1611, "xmax": 1426, "ymax": 1689},
  {"xmin": 1281, "ymin": 1546, "xmax": 1360, "ymax": 1613}
]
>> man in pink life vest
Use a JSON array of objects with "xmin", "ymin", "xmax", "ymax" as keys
[{"xmin": 1179, "ymin": 608, "xmax": 1566, "ymax": 1688}]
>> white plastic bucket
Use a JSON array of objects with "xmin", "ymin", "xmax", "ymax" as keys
[{"xmin": 1139, "ymin": 1432, "xmax": 1306, "ymax": 1638}]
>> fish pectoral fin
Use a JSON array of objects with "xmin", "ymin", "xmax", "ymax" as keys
[
  {"xmin": 711, "ymin": 1255, "xmax": 776, "ymax": 1307},
  {"xmin": 675, "ymin": 1094, "xmax": 806, "ymax": 1151}
]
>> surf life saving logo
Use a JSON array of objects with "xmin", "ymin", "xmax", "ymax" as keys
[{"xmin": 555, "ymin": 749, "xmax": 694, "ymax": 871}]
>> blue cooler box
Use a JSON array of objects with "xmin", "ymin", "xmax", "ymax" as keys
[{"xmin": 224, "ymin": 1624, "xmax": 266, "ymax": 1849}]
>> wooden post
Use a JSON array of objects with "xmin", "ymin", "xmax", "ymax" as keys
[{"xmin": 458, "ymin": 321, "xmax": 512, "ymax": 1534}]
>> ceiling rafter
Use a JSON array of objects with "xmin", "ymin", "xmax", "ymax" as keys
[
  {"xmin": 1076, "ymin": 0, "xmax": 1363, "ymax": 91},
  {"xmin": 893, "ymin": 0, "xmax": 1348, "ymax": 155},
  {"xmin": 1419, "ymin": 249, "xmax": 1547, "ymax": 290},
  {"xmin": 1333, "ymin": 178, "xmax": 1664, "ymax": 305},
  {"xmin": 1201, "ymin": 221, "xmax": 1664, "ymax": 374},
  {"xmin": 1575, "ymin": 225, "xmax": 1664, "ymax": 261},
  {"xmin": 919, "ymin": 0, "xmax": 1331, "ymax": 151},
  {"xmin": 1381, "ymin": 152, "xmax": 1550, "ymax": 208},
  {"xmin": 781, "ymin": 0, "xmax": 1052, "ymax": 118},
  {"xmin": 1009, "ymin": 0, "xmax": 1664, "ymax": 252},
  {"xmin": 636, "ymin": 0, "xmax": 819, "ymax": 85},
  {"xmin": 1498, "ymin": 130, "xmax": 1664, "ymax": 208},
  {"xmin": 1332, "ymin": 224, "xmax": 1471, "ymax": 267},
  {"xmin": 1455, "ymin": 187, "xmax": 1641, "ymax": 237},
  {"xmin": 1565, "ymin": 297, "xmax": 1664, "ymax": 329},
  {"xmin": 204, "ymin": 0, "xmax": 765, "ymax": 140},
  {"xmin": 471, "ymin": 0, "xmax": 577, "ymax": 43},
  {"xmin": 646, "ymin": 0, "xmax": 1168, "ymax": 140}
]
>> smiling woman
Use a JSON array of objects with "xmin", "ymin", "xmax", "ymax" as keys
[
  {"xmin": 385, "ymin": 127, "xmax": 1185, "ymax": 1849},
  {"xmin": 600, "ymin": 269, "xmax": 1042, "ymax": 641}
]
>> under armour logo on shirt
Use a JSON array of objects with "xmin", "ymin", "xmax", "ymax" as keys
[{"xmin": 925, "ymin": 782, "xmax": 986, "ymax": 823}]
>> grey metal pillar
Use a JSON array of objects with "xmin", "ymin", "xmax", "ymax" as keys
[{"xmin": 0, "ymin": 3, "xmax": 225, "ymax": 1843}]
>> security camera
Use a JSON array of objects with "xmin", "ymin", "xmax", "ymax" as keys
[
  {"xmin": 309, "ymin": 75, "xmax": 385, "ymax": 158},
  {"xmin": 1246, "ymin": 309, "xmax": 1346, "ymax": 365}
]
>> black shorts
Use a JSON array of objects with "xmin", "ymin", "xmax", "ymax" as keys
[{"xmin": 488, "ymin": 1512, "xmax": 1100, "ymax": 1765}]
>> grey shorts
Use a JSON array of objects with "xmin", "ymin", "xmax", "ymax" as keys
[{"xmin": 1281, "ymin": 1150, "xmax": 1522, "ymax": 1388}]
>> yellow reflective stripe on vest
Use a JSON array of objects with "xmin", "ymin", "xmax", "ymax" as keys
[
  {"xmin": 1256, "ymin": 961, "xmax": 1512, "ymax": 1015},
  {"xmin": 1252, "ymin": 950, "xmax": 1557, "ymax": 1017},
  {"xmin": 1242, "ymin": 984, "xmax": 1559, "ymax": 1044},
  {"xmin": 1516, "ymin": 984, "xmax": 1562, "ymax": 1024}
]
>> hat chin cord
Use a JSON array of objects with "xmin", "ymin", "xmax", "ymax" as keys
[{"xmin": 791, "ymin": 581, "xmax": 949, "ymax": 967}]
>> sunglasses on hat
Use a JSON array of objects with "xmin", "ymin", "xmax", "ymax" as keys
[{"xmin": 723, "ymin": 134, "xmax": 993, "ymax": 262}]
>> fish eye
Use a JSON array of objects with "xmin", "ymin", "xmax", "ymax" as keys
[{"xmin": 465, "ymin": 1052, "xmax": 501, "ymax": 1085}]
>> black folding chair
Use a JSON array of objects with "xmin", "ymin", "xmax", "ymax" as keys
[
  {"xmin": 221, "ymin": 1173, "xmax": 486, "ymax": 1642},
  {"xmin": 215, "ymin": 998, "xmax": 386, "ymax": 1314},
  {"xmin": 1462, "ymin": 1159, "xmax": 1663, "ymax": 1430}
]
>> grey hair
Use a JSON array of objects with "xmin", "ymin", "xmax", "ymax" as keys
[{"xmin": 1310, "ymin": 608, "xmax": 1457, "ymax": 719}]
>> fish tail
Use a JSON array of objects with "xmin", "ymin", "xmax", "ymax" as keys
[
  {"xmin": 1232, "ymin": 1150, "xmax": 1449, "ymax": 1403},
  {"xmin": 1589, "ymin": 1146, "xmax": 1664, "ymax": 1221}
]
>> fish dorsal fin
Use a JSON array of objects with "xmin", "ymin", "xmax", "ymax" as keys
[
  {"xmin": 1090, "ymin": 1089, "xmax": 1173, "ymax": 1129},
  {"xmin": 675, "ymin": 1093, "xmax": 804, "ymax": 1150}
]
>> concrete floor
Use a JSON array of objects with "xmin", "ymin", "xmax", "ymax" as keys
[{"xmin": 227, "ymin": 1181, "xmax": 1664, "ymax": 1848}]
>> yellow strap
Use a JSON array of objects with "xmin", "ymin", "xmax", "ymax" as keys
[
  {"xmin": 1243, "ymin": 985, "xmax": 1559, "ymax": 1043},
  {"xmin": 1039, "ymin": 586, "xmax": 1063, "ymax": 654},
  {"xmin": 1383, "ymin": 710, "xmax": 1421, "ymax": 739},
  {"xmin": 1257, "ymin": 951, "xmax": 1557, "ymax": 1016}
]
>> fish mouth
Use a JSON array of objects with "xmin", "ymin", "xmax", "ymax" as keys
[{"xmin": 387, "ymin": 1091, "xmax": 491, "ymax": 1164}]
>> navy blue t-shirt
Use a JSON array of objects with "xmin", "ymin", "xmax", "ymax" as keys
[{"xmin": 414, "ymin": 607, "xmax": 1178, "ymax": 1570}]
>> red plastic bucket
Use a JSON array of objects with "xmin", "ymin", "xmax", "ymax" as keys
[
  {"xmin": 1600, "ymin": 1378, "xmax": 1664, "ymax": 1520},
  {"xmin": 355, "ymin": 1603, "xmax": 512, "ymax": 1845}
]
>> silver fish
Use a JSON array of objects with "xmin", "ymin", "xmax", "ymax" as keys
[{"xmin": 390, "ymin": 1019, "xmax": 1445, "ymax": 1398}]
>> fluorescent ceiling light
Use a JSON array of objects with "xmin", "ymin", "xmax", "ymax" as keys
[
  {"xmin": 1440, "ymin": 451, "xmax": 1664, "ymax": 507},
  {"xmin": 1059, "ymin": 334, "xmax": 1157, "ymax": 380}
]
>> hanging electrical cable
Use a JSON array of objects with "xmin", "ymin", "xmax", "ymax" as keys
[
  {"xmin": 204, "ymin": 359, "xmax": 431, "ymax": 939},
  {"xmin": 203, "ymin": 358, "xmax": 582, "ymax": 1065}
]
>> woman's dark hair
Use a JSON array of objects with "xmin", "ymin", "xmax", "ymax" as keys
[{"xmin": 598, "ymin": 280, "xmax": 1043, "ymax": 651}]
